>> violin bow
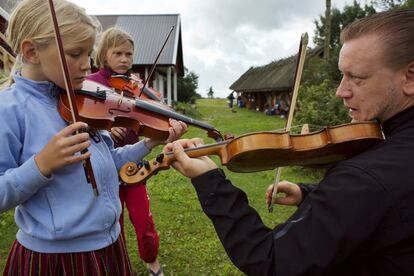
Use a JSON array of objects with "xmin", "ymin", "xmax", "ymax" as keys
[
  {"xmin": 139, "ymin": 26, "xmax": 175, "ymax": 98},
  {"xmin": 47, "ymin": 0, "xmax": 99, "ymax": 196},
  {"xmin": 268, "ymin": 33, "xmax": 308, "ymax": 212}
]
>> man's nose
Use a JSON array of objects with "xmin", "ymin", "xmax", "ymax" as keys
[{"xmin": 336, "ymin": 78, "xmax": 352, "ymax": 98}]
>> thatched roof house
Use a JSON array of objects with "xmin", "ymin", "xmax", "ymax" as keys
[
  {"xmin": 230, "ymin": 47, "xmax": 323, "ymax": 112},
  {"xmin": 230, "ymin": 56, "xmax": 295, "ymax": 94}
]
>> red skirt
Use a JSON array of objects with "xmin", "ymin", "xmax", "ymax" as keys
[{"xmin": 3, "ymin": 237, "xmax": 133, "ymax": 276}]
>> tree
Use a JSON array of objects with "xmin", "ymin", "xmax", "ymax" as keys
[
  {"xmin": 312, "ymin": 1, "xmax": 376, "ymax": 85},
  {"xmin": 207, "ymin": 86, "xmax": 214, "ymax": 99},
  {"xmin": 298, "ymin": 0, "xmax": 413, "ymax": 127},
  {"xmin": 370, "ymin": 0, "xmax": 414, "ymax": 9},
  {"xmin": 405, "ymin": 0, "xmax": 414, "ymax": 7},
  {"xmin": 296, "ymin": 1, "xmax": 377, "ymax": 127},
  {"xmin": 314, "ymin": 1, "xmax": 376, "ymax": 54},
  {"xmin": 296, "ymin": 80, "xmax": 349, "ymax": 129},
  {"xmin": 177, "ymin": 67, "xmax": 201, "ymax": 103},
  {"xmin": 324, "ymin": 0, "xmax": 332, "ymax": 59}
]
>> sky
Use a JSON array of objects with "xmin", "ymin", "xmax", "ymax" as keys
[{"xmin": 69, "ymin": 0, "xmax": 359, "ymax": 98}]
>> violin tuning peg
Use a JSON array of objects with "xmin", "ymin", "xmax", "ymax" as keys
[
  {"xmin": 143, "ymin": 160, "xmax": 150, "ymax": 170},
  {"xmin": 156, "ymin": 153, "xmax": 164, "ymax": 163},
  {"xmin": 137, "ymin": 161, "xmax": 143, "ymax": 169}
]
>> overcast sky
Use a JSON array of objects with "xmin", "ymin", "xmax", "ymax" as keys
[{"xmin": 69, "ymin": 0, "xmax": 359, "ymax": 98}]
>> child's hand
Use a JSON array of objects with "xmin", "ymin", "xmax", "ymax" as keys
[
  {"xmin": 110, "ymin": 127, "xmax": 128, "ymax": 143},
  {"xmin": 265, "ymin": 181, "xmax": 303, "ymax": 206},
  {"xmin": 35, "ymin": 122, "xmax": 91, "ymax": 177},
  {"xmin": 165, "ymin": 119, "xmax": 188, "ymax": 143},
  {"xmin": 164, "ymin": 138, "xmax": 218, "ymax": 178},
  {"xmin": 144, "ymin": 119, "xmax": 188, "ymax": 149}
]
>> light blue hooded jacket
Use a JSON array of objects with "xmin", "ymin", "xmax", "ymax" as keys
[{"xmin": 0, "ymin": 74, "xmax": 150, "ymax": 253}]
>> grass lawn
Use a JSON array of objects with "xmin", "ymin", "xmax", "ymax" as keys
[{"xmin": 0, "ymin": 98, "xmax": 324, "ymax": 275}]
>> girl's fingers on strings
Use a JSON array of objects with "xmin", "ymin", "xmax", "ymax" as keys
[
  {"xmin": 192, "ymin": 138, "xmax": 204, "ymax": 147},
  {"xmin": 111, "ymin": 127, "xmax": 127, "ymax": 137},
  {"xmin": 64, "ymin": 140, "xmax": 91, "ymax": 157},
  {"xmin": 64, "ymin": 151, "xmax": 92, "ymax": 164},
  {"xmin": 111, "ymin": 131, "xmax": 122, "ymax": 142},
  {"xmin": 58, "ymin": 122, "xmax": 89, "ymax": 137},
  {"xmin": 181, "ymin": 121, "xmax": 188, "ymax": 133},
  {"xmin": 63, "ymin": 132, "xmax": 90, "ymax": 147}
]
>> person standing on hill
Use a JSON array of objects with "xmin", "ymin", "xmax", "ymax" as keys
[{"xmin": 227, "ymin": 92, "xmax": 235, "ymax": 112}]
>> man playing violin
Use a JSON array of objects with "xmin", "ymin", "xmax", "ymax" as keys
[{"xmin": 163, "ymin": 8, "xmax": 414, "ymax": 276}]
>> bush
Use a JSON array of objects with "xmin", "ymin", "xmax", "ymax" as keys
[
  {"xmin": 173, "ymin": 101, "xmax": 201, "ymax": 119},
  {"xmin": 295, "ymin": 80, "xmax": 350, "ymax": 131},
  {"xmin": 0, "ymin": 211, "xmax": 15, "ymax": 237}
]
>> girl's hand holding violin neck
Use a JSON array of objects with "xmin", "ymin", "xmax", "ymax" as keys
[
  {"xmin": 110, "ymin": 127, "xmax": 128, "ymax": 143},
  {"xmin": 129, "ymin": 73, "xmax": 142, "ymax": 84},
  {"xmin": 265, "ymin": 181, "xmax": 303, "ymax": 206},
  {"xmin": 164, "ymin": 138, "xmax": 218, "ymax": 178},
  {"xmin": 144, "ymin": 119, "xmax": 188, "ymax": 149},
  {"xmin": 34, "ymin": 122, "xmax": 91, "ymax": 177}
]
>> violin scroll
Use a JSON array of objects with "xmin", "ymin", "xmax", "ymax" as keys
[{"xmin": 108, "ymin": 74, "xmax": 162, "ymax": 101}]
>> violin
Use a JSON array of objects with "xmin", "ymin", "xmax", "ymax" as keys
[
  {"xmin": 108, "ymin": 74, "xmax": 162, "ymax": 102},
  {"xmin": 58, "ymin": 79, "xmax": 224, "ymax": 142},
  {"xmin": 119, "ymin": 121, "xmax": 384, "ymax": 185}
]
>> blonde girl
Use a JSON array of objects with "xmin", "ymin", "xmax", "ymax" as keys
[
  {"xmin": 0, "ymin": 1, "xmax": 185, "ymax": 275},
  {"xmin": 87, "ymin": 27, "xmax": 165, "ymax": 276}
]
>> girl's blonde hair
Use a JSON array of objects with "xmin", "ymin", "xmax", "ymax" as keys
[
  {"xmin": 94, "ymin": 27, "xmax": 134, "ymax": 69},
  {"xmin": 3, "ymin": 0, "xmax": 101, "ymax": 86}
]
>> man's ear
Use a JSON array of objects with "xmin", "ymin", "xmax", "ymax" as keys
[
  {"xmin": 21, "ymin": 39, "xmax": 40, "ymax": 64},
  {"xmin": 403, "ymin": 60, "xmax": 414, "ymax": 96}
]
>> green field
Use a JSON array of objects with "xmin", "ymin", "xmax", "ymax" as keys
[{"xmin": 0, "ymin": 99, "xmax": 323, "ymax": 275}]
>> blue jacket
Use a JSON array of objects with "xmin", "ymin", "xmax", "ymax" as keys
[{"xmin": 0, "ymin": 74, "xmax": 151, "ymax": 253}]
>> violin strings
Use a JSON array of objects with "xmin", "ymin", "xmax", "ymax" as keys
[{"xmin": 272, "ymin": 124, "xmax": 325, "ymax": 133}]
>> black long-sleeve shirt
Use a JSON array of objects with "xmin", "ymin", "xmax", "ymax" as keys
[{"xmin": 191, "ymin": 107, "xmax": 414, "ymax": 275}]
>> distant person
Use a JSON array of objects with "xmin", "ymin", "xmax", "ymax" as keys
[
  {"xmin": 237, "ymin": 96, "xmax": 245, "ymax": 108},
  {"xmin": 163, "ymin": 8, "xmax": 414, "ymax": 275},
  {"xmin": 227, "ymin": 92, "xmax": 235, "ymax": 112}
]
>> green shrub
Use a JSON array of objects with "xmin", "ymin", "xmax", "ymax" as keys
[
  {"xmin": 172, "ymin": 101, "xmax": 201, "ymax": 119},
  {"xmin": 0, "ymin": 211, "xmax": 15, "ymax": 236},
  {"xmin": 295, "ymin": 80, "xmax": 350, "ymax": 131}
]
